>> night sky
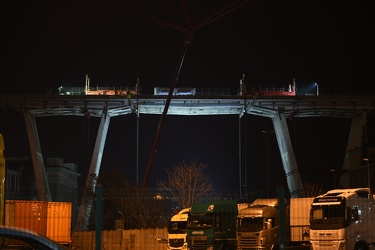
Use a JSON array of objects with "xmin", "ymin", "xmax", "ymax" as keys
[{"xmin": 1, "ymin": 1, "xmax": 374, "ymax": 197}]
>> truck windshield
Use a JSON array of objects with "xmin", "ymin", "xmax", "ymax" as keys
[
  {"xmin": 237, "ymin": 217, "xmax": 264, "ymax": 232},
  {"xmin": 310, "ymin": 205, "xmax": 347, "ymax": 230},
  {"xmin": 187, "ymin": 214, "xmax": 214, "ymax": 229},
  {"xmin": 169, "ymin": 221, "xmax": 187, "ymax": 234}
]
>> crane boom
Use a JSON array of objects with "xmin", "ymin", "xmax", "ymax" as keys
[{"xmin": 142, "ymin": 0, "xmax": 250, "ymax": 187}]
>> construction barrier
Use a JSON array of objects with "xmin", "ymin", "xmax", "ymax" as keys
[{"xmin": 72, "ymin": 227, "xmax": 168, "ymax": 250}]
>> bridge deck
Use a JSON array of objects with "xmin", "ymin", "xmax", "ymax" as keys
[{"xmin": 1, "ymin": 95, "xmax": 374, "ymax": 118}]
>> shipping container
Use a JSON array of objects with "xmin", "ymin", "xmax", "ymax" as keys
[
  {"xmin": 47, "ymin": 202, "xmax": 72, "ymax": 244},
  {"xmin": 5, "ymin": 200, "xmax": 72, "ymax": 245},
  {"xmin": 5, "ymin": 200, "xmax": 48, "ymax": 236}
]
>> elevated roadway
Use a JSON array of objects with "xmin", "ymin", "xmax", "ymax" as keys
[
  {"xmin": 1, "ymin": 94, "xmax": 374, "ymax": 230},
  {"xmin": 1, "ymin": 94, "xmax": 373, "ymax": 118}
]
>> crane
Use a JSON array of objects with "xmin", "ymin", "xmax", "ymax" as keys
[{"xmin": 142, "ymin": 0, "xmax": 250, "ymax": 187}]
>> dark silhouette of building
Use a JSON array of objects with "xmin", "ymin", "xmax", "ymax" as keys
[{"xmin": 5, "ymin": 157, "xmax": 80, "ymax": 227}]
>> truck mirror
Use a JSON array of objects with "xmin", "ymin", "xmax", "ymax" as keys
[
  {"xmin": 266, "ymin": 219, "xmax": 272, "ymax": 229},
  {"xmin": 352, "ymin": 207, "xmax": 359, "ymax": 221},
  {"xmin": 155, "ymin": 237, "xmax": 168, "ymax": 244}
]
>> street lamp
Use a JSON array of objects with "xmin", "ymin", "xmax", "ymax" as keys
[
  {"xmin": 330, "ymin": 169, "xmax": 336, "ymax": 189},
  {"xmin": 315, "ymin": 83, "xmax": 319, "ymax": 96},
  {"xmin": 363, "ymin": 158, "xmax": 370, "ymax": 189}
]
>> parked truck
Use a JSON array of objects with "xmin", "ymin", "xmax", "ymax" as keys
[
  {"xmin": 187, "ymin": 200, "xmax": 239, "ymax": 250},
  {"xmin": 157, "ymin": 207, "xmax": 190, "ymax": 250},
  {"xmin": 309, "ymin": 188, "xmax": 375, "ymax": 250},
  {"xmin": 237, "ymin": 197, "xmax": 314, "ymax": 250}
]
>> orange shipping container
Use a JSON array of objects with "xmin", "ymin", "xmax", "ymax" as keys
[
  {"xmin": 5, "ymin": 200, "xmax": 48, "ymax": 236},
  {"xmin": 47, "ymin": 202, "xmax": 72, "ymax": 244},
  {"xmin": 5, "ymin": 200, "xmax": 72, "ymax": 244}
]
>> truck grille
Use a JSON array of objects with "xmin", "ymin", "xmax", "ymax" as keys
[
  {"xmin": 190, "ymin": 236, "xmax": 208, "ymax": 250},
  {"xmin": 239, "ymin": 236, "xmax": 258, "ymax": 246},
  {"xmin": 169, "ymin": 238, "xmax": 184, "ymax": 248}
]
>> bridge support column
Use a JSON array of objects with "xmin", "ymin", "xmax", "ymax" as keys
[
  {"xmin": 339, "ymin": 110, "xmax": 368, "ymax": 188},
  {"xmin": 24, "ymin": 112, "xmax": 52, "ymax": 201},
  {"xmin": 272, "ymin": 108, "xmax": 305, "ymax": 197},
  {"xmin": 75, "ymin": 107, "xmax": 111, "ymax": 231}
]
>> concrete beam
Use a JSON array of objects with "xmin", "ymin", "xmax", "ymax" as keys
[
  {"xmin": 272, "ymin": 108, "xmax": 305, "ymax": 197},
  {"xmin": 339, "ymin": 110, "xmax": 368, "ymax": 188},
  {"xmin": 24, "ymin": 112, "xmax": 52, "ymax": 201},
  {"xmin": 74, "ymin": 107, "xmax": 111, "ymax": 231}
]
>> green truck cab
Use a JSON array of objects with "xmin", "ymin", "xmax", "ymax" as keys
[{"xmin": 187, "ymin": 200, "xmax": 238, "ymax": 250}]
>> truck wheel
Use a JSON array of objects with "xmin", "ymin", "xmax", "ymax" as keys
[{"xmin": 354, "ymin": 241, "xmax": 368, "ymax": 250}]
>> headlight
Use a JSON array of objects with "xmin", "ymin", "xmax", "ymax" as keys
[{"xmin": 339, "ymin": 241, "xmax": 346, "ymax": 250}]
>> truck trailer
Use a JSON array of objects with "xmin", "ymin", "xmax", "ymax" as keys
[
  {"xmin": 310, "ymin": 188, "xmax": 375, "ymax": 250},
  {"xmin": 237, "ymin": 197, "xmax": 314, "ymax": 250}
]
